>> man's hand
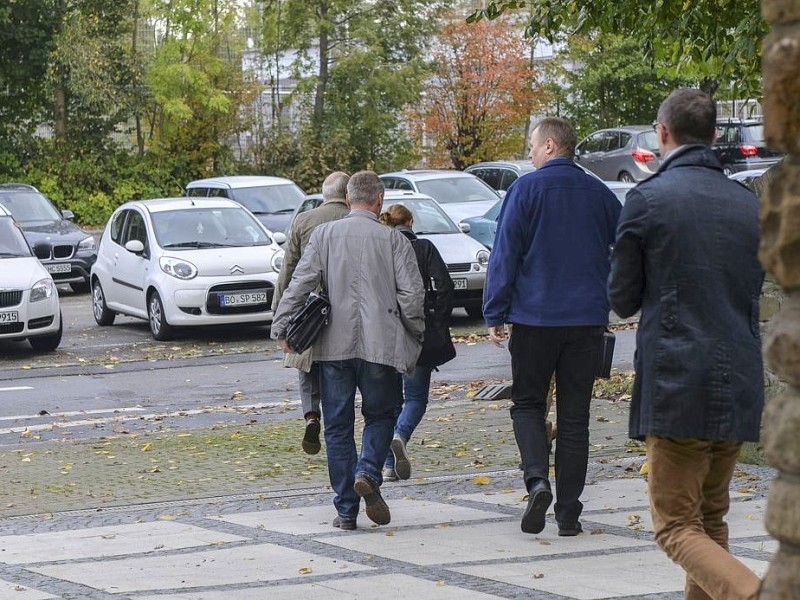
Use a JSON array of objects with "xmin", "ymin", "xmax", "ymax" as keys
[
  {"xmin": 488, "ymin": 325, "xmax": 506, "ymax": 348},
  {"xmin": 278, "ymin": 339, "xmax": 294, "ymax": 354}
]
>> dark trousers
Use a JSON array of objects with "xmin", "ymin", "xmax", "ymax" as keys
[{"xmin": 509, "ymin": 324, "xmax": 603, "ymax": 526}]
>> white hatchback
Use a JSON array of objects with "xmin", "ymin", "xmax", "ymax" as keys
[
  {"xmin": 90, "ymin": 198, "xmax": 285, "ymax": 340},
  {"xmin": 0, "ymin": 204, "xmax": 62, "ymax": 352}
]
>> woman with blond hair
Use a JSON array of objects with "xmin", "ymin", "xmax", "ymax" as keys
[{"xmin": 379, "ymin": 204, "xmax": 456, "ymax": 481}]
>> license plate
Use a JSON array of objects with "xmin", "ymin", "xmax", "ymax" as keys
[
  {"xmin": 46, "ymin": 263, "xmax": 71, "ymax": 274},
  {"xmin": 453, "ymin": 278, "xmax": 467, "ymax": 290},
  {"xmin": 220, "ymin": 291, "xmax": 268, "ymax": 306},
  {"xmin": 0, "ymin": 311, "xmax": 19, "ymax": 323}
]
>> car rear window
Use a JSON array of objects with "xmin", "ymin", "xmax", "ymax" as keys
[
  {"xmin": 230, "ymin": 184, "xmax": 304, "ymax": 214},
  {"xmin": 742, "ymin": 124, "xmax": 765, "ymax": 143},
  {"xmin": 638, "ymin": 131, "xmax": 659, "ymax": 151},
  {"xmin": 417, "ymin": 177, "xmax": 497, "ymax": 204}
]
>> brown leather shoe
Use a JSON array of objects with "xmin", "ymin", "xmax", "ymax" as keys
[
  {"xmin": 332, "ymin": 516, "xmax": 357, "ymax": 531},
  {"xmin": 354, "ymin": 476, "xmax": 391, "ymax": 525}
]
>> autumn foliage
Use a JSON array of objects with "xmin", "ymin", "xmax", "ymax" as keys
[{"xmin": 416, "ymin": 18, "xmax": 541, "ymax": 170}]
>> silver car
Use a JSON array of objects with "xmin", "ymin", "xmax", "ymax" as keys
[
  {"xmin": 575, "ymin": 126, "xmax": 661, "ymax": 182},
  {"xmin": 287, "ymin": 191, "xmax": 490, "ymax": 318}
]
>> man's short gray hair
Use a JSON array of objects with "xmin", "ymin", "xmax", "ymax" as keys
[
  {"xmin": 532, "ymin": 117, "xmax": 577, "ymax": 158},
  {"xmin": 322, "ymin": 171, "xmax": 350, "ymax": 200},
  {"xmin": 346, "ymin": 170, "xmax": 384, "ymax": 206}
]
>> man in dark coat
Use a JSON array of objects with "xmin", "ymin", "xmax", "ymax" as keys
[{"xmin": 608, "ymin": 88, "xmax": 764, "ymax": 600}]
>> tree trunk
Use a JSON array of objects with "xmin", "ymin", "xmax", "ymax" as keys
[
  {"xmin": 132, "ymin": 0, "xmax": 144, "ymax": 158},
  {"xmin": 313, "ymin": 1, "xmax": 330, "ymax": 137},
  {"xmin": 757, "ymin": 1, "xmax": 800, "ymax": 597}
]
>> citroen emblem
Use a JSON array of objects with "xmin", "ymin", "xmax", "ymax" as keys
[{"xmin": 230, "ymin": 264, "xmax": 244, "ymax": 275}]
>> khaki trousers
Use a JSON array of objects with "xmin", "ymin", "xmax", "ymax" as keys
[{"xmin": 646, "ymin": 436, "xmax": 761, "ymax": 600}]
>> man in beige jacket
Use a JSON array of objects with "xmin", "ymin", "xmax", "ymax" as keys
[
  {"xmin": 272, "ymin": 171, "xmax": 350, "ymax": 454},
  {"xmin": 272, "ymin": 171, "xmax": 424, "ymax": 530}
]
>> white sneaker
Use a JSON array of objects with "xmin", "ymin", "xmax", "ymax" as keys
[{"xmin": 382, "ymin": 467, "xmax": 398, "ymax": 482}]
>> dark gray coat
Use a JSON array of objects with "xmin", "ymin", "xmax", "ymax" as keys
[{"xmin": 608, "ymin": 145, "xmax": 764, "ymax": 442}]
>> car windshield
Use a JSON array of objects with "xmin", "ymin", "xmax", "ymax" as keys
[
  {"xmin": 153, "ymin": 207, "xmax": 273, "ymax": 248},
  {"xmin": 743, "ymin": 124, "xmax": 765, "ymax": 142},
  {"xmin": 416, "ymin": 177, "xmax": 498, "ymax": 204},
  {"xmin": 0, "ymin": 216, "xmax": 33, "ymax": 257},
  {"xmin": 638, "ymin": 131, "xmax": 660, "ymax": 151},
  {"xmin": 383, "ymin": 199, "xmax": 460, "ymax": 234},
  {"xmin": 0, "ymin": 191, "xmax": 63, "ymax": 223},
  {"xmin": 230, "ymin": 184, "xmax": 305, "ymax": 214},
  {"xmin": 484, "ymin": 198, "xmax": 504, "ymax": 221}
]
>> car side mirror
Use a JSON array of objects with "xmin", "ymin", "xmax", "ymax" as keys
[
  {"xmin": 33, "ymin": 243, "xmax": 51, "ymax": 260},
  {"xmin": 61, "ymin": 209, "xmax": 75, "ymax": 220},
  {"xmin": 125, "ymin": 239, "xmax": 145, "ymax": 255},
  {"xmin": 459, "ymin": 222, "xmax": 471, "ymax": 234},
  {"xmin": 272, "ymin": 231, "xmax": 287, "ymax": 245}
]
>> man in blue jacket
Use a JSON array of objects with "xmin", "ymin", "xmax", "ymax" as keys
[
  {"xmin": 484, "ymin": 117, "xmax": 621, "ymax": 536},
  {"xmin": 608, "ymin": 89, "xmax": 763, "ymax": 599}
]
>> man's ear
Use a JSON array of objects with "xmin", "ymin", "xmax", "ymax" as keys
[{"xmin": 345, "ymin": 193, "xmax": 352, "ymax": 209}]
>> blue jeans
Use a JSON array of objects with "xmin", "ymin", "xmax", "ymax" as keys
[
  {"xmin": 384, "ymin": 366, "xmax": 432, "ymax": 469},
  {"xmin": 319, "ymin": 359, "xmax": 402, "ymax": 520}
]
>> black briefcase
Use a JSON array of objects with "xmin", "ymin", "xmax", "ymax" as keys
[
  {"xmin": 285, "ymin": 292, "xmax": 330, "ymax": 354},
  {"xmin": 596, "ymin": 329, "xmax": 616, "ymax": 379}
]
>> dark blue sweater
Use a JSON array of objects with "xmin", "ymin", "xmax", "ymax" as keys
[{"xmin": 483, "ymin": 158, "xmax": 621, "ymax": 327}]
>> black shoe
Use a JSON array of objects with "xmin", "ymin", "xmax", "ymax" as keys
[
  {"xmin": 302, "ymin": 417, "xmax": 321, "ymax": 455},
  {"xmin": 521, "ymin": 480, "xmax": 552, "ymax": 534},
  {"xmin": 354, "ymin": 476, "xmax": 391, "ymax": 525},
  {"xmin": 332, "ymin": 515, "xmax": 357, "ymax": 531},
  {"xmin": 390, "ymin": 436, "xmax": 411, "ymax": 480},
  {"xmin": 558, "ymin": 521, "xmax": 583, "ymax": 537}
]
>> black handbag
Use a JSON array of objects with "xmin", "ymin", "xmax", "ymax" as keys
[
  {"xmin": 595, "ymin": 329, "xmax": 616, "ymax": 379},
  {"xmin": 285, "ymin": 291, "xmax": 330, "ymax": 354}
]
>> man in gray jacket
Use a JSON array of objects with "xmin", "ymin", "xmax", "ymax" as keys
[
  {"xmin": 272, "ymin": 171, "xmax": 425, "ymax": 529},
  {"xmin": 608, "ymin": 89, "xmax": 763, "ymax": 600},
  {"xmin": 272, "ymin": 171, "xmax": 350, "ymax": 455}
]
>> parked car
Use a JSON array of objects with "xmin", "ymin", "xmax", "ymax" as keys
[
  {"xmin": 186, "ymin": 176, "xmax": 303, "ymax": 236},
  {"xmin": 379, "ymin": 170, "xmax": 500, "ymax": 223},
  {"xmin": 90, "ymin": 197, "xmax": 286, "ymax": 340},
  {"xmin": 0, "ymin": 183, "xmax": 97, "ymax": 293},
  {"xmin": 712, "ymin": 119, "xmax": 783, "ymax": 176},
  {"xmin": 465, "ymin": 160, "xmax": 534, "ymax": 195},
  {"xmin": 460, "ymin": 180, "xmax": 634, "ymax": 250},
  {"xmin": 729, "ymin": 168, "xmax": 768, "ymax": 192},
  {"xmin": 0, "ymin": 204, "xmax": 62, "ymax": 352},
  {"xmin": 287, "ymin": 191, "xmax": 490, "ymax": 318},
  {"xmin": 574, "ymin": 126, "xmax": 661, "ymax": 182}
]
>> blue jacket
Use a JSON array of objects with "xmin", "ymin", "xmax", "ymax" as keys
[
  {"xmin": 608, "ymin": 145, "xmax": 764, "ymax": 442},
  {"xmin": 484, "ymin": 158, "xmax": 621, "ymax": 327}
]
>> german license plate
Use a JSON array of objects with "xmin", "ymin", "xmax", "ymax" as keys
[
  {"xmin": 220, "ymin": 291, "xmax": 268, "ymax": 306},
  {"xmin": 46, "ymin": 263, "xmax": 71, "ymax": 274},
  {"xmin": 0, "ymin": 311, "xmax": 19, "ymax": 323},
  {"xmin": 453, "ymin": 278, "xmax": 467, "ymax": 290}
]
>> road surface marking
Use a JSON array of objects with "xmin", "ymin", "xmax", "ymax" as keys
[{"xmin": 0, "ymin": 386, "xmax": 34, "ymax": 392}]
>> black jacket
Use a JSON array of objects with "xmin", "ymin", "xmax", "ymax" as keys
[
  {"xmin": 608, "ymin": 145, "xmax": 764, "ymax": 442},
  {"xmin": 397, "ymin": 227, "xmax": 456, "ymax": 367}
]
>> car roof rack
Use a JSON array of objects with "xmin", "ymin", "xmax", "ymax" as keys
[{"xmin": 0, "ymin": 183, "xmax": 40, "ymax": 192}]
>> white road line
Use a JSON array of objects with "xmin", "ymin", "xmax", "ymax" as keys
[
  {"xmin": 0, "ymin": 406, "xmax": 147, "ymax": 422},
  {"xmin": 0, "ymin": 386, "xmax": 34, "ymax": 392},
  {"xmin": 0, "ymin": 400, "xmax": 300, "ymax": 435}
]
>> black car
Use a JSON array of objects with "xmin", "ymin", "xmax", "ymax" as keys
[
  {"xmin": 0, "ymin": 184, "xmax": 97, "ymax": 293},
  {"xmin": 712, "ymin": 119, "xmax": 783, "ymax": 176}
]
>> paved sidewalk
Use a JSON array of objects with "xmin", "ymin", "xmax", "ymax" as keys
[{"xmin": 0, "ymin": 458, "xmax": 773, "ymax": 600}]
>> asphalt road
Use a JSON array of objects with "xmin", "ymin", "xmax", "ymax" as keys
[{"xmin": 0, "ymin": 286, "xmax": 636, "ymax": 448}]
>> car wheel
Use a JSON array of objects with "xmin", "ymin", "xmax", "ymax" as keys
[
  {"xmin": 92, "ymin": 280, "xmax": 116, "ymax": 326},
  {"xmin": 722, "ymin": 165, "xmax": 734, "ymax": 176},
  {"xmin": 618, "ymin": 172, "xmax": 635, "ymax": 183},
  {"xmin": 465, "ymin": 304, "xmax": 484, "ymax": 319},
  {"xmin": 148, "ymin": 290, "xmax": 173, "ymax": 341},
  {"xmin": 70, "ymin": 280, "xmax": 90, "ymax": 294},
  {"xmin": 29, "ymin": 314, "xmax": 63, "ymax": 352}
]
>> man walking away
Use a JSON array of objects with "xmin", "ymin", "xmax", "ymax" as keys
[
  {"xmin": 272, "ymin": 171, "xmax": 350, "ymax": 454},
  {"xmin": 608, "ymin": 88, "xmax": 764, "ymax": 600},
  {"xmin": 271, "ymin": 171, "xmax": 425, "ymax": 530},
  {"xmin": 484, "ymin": 117, "xmax": 622, "ymax": 536}
]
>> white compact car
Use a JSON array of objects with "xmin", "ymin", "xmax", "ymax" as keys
[
  {"xmin": 0, "ymin": 204, "xmax": 62, "ymax": 352},
  {"xmin": 90, "ymin": 197, "xmax": 286, "ymax": 340}
]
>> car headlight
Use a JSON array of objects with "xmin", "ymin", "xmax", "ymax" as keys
[
  {"xmin": 271, "ymin": 249, "xmax": 285, "ymax": 273},
  {"xmin": 476, "ymin": 249, "xmax": 490, "ymax": 268},
  {"xmin": 159, "ymin": 256, "xmax": 198, "ymax": 280},
  {"xmin": 30, "ymin": 278, "xmax": 55, "ymax": 302},
  {"xmin": 78, "ymin": 235, "xmax": 96, "ymax": 251}
]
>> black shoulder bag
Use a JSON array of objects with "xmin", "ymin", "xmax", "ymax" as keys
[{"xmin": 285, "ymin": 290, "xmax": 330, "ymax": 354}]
